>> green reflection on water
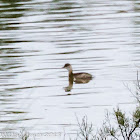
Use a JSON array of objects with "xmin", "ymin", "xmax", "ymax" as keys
[{"xmin": 0, "ymin": 0, "xmax": 31, "ymax": 46}]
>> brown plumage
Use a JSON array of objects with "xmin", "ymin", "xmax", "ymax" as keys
[{"xmin": 62, "ymin": 63, "xmax": 92, "ymax": 81}]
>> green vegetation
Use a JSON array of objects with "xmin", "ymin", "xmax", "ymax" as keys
[
  {"xmin": 20, "ymin": 129, "xmax": 29, "ymax": 140},
  {"xmin": 73, "ymin": 107, "xmax": 140, "ymax": 140}
]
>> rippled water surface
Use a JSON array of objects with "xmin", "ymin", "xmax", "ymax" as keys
[{"xmin": 0, "ymin": 0, "xmax": 140, "ymax": 139}]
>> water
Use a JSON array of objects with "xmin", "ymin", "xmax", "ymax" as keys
[{"xmin": 0, "ymin": 0, "xmax": 140, "ymax": 139}]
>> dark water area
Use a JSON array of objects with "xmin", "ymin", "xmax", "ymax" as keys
[{"xmin": 0, "ymin": 0, "xmax": 140, "ymax": 139}]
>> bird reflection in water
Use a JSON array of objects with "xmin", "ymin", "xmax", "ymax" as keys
[
  {"xmin": 64, "ymin": 75, "xmax": 73, "ymax": 92},
  {"xmin": 63, "ymin": 63, "xmax": 92, "ymax": 92}
]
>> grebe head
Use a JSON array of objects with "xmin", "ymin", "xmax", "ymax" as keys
[{"xmin": 62, "ymin": 63, "xmax": 72, "ymax": 72}]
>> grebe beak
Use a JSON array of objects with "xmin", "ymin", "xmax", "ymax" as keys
[{"xmin": 62, "ymin": 66, "xmax": 65, "ymax": 68}]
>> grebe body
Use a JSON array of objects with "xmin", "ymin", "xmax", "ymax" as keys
[{"xmin": 62, "ymin": 63, "xmax": 92, "ymax": 81}]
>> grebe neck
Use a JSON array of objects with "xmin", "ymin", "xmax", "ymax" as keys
[
  {"xmin": 69, "ymin": 70, "xmax": 74, "ymax": 82},
  {"xmin": 69, "ymin": 69, "xmax": 73, "ymax": 76}
]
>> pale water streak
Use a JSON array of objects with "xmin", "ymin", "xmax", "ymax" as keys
[{"xmin": 0, "ymin": 0, "xmax": 140, "ymax": 139}]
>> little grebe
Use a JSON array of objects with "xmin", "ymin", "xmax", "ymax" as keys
[{"xmin": 62, "ymin": 63, "xmax": 92, "ymax": 80}]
